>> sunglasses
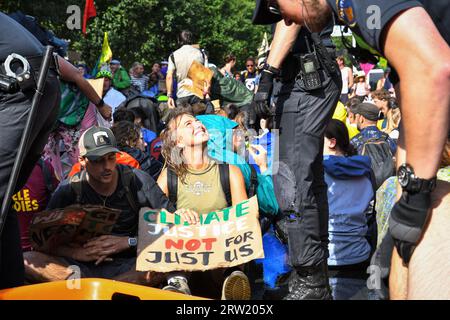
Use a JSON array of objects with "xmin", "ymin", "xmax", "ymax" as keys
[
  {"xmin": 267, "ymin": 0, "xmax": 281, "ymax": 15},
  {"xmin": 246, "ymin": 64, "xmax": 254, "ymax": 67}
]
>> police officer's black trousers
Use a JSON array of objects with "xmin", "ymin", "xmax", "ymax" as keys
[
  {"xmin": 0, "ymin": 71, "xmax": 60, "ymax": 289},
  {"xmin": 273, "ymin": 70, "xmax": 341, "ymax": 268}
]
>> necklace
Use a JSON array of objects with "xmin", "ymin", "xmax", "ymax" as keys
[{"xmin": 99, "ymin": 194, "xmax": 109, "ymax": 207}]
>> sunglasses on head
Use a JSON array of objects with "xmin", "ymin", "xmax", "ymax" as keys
[{"xmin": 267, "ymin": 0, "xmax": 281, "ymax": 15}]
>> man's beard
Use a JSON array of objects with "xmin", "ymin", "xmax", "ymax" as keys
[{"xmin": 303, "ymin": 0, "xmax": 332, "ymax": 32}]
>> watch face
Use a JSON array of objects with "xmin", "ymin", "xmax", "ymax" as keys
[
  {"xmin": 398, "ymin": 166, "xmax": 409, "ymax": 187},
  {"xmin": 129, "ymin": 238, "xmax": 137, "ymax": 247}
]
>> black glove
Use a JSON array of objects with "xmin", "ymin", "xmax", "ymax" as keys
[
  {"xmin": 253, "ymin": 70, "xmax": 274, "ymax": 117},
  {"xmin": 388, "ymin": 191, "xmax": 432, "ymax": 266}
]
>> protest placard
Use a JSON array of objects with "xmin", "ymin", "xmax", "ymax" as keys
[
  {"xmin": 137, "ymin": 196, "xmax": 264, "ymax": 272},
  {"xmin": 30, "ymin": 205, "xmax": 121, "ymax": 252}
]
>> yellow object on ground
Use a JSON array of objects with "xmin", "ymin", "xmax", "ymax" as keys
[{"xmin": 0, "ymin": 278, "xmax": 208, "ymax": 300}]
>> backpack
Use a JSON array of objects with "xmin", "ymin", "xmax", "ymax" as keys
[
  {"xmin": 167, "ymin": 163, "xmax": 258, "ymax": 208},
  {"xmin": 361, "ymin": 134, "xmax": 395, "ymax": 189},
  {"xmin": 70, "ymin": 165, "xmax": 139, "ymax": 213}
]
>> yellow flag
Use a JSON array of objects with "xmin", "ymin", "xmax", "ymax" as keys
[{"xmin": 99, "ymin": 32, "xmax": 112, "ymax": 65}]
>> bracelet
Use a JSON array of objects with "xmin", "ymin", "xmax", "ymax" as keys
[
  {"xmin": 95, "ymin": 98, "xmax": 104, "ymax": 108},
  {"xmin": 167, "ymin": 93, "xmax": 173, "ymax": 98}
]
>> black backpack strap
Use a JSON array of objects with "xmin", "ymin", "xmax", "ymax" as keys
[
  {"xmin": 248, "ymin": 165, "xmax": 258, "ymax": 198},
  {"xmin": 169, "ymin": 53, "xmax": 176, "ymax": 69},
  {"xmin": 219, "ymin": 163, "xmax": 232, "ymax": 207},
  {"xmin": 167, "ymin": 167, "xmax": 178, "ymax": 205},
  {"xmin": 70, "ymin": 170, "xmax": 86, "ymax": 204},
  {"xmin": 121, "ymin": 166, "xmax": 139, "ymax": 213}
]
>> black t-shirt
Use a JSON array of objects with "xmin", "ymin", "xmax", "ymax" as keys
[
  {"xmin": 47, "ymin": 165, "xmax": 175, "ymax": 237},
  {"xmin": 0, "ymin": 12, "xmax": 43, "ymax": 61},
  {"xmin": 326, "ymin": 0, "xmax": 449, "ymax": 56}
]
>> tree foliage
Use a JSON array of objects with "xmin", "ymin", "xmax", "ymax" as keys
[{"xmin": 1, "ymin": 0, "xmax": 269, "ymax": 71}]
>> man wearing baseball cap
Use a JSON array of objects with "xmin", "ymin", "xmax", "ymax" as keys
[
  {"xmin": 350, "ymin": 102, "xmax": 397, "ymax": 156},
  {"xmin": 23, "ymin": 126, "xmax": 177, "ymax": 284},
  {"xmin": 252, "ymin": 0, "xmax": 450, "ymax": 299}
]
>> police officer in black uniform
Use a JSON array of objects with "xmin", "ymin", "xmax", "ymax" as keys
[
  {"xmin": 0, "ymin": 12, "xmax": 112, "ymax": 289},
  {"xmin": 0, "ymin": 12, "xmax": 61, "ymax": 289},
  {"xmin": 252, "ymin": 14, "xmax": 342, "ymax": 299},
  {"xmin": 253, "ymin": 0, "xmax": 450, "ymax": 299}
]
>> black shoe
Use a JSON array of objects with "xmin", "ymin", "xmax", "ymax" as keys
[{"xmin": 283, "ymin": 261, "xmax": 332, "ymax": 300}]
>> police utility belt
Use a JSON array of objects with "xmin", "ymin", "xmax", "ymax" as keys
[
  {"xmin": 0, "ymin": 52, "xmax": 59, "ymax": 94},
  {"xmin": 281, "ymin": 33, "xmax": 339, "ymax": 91}
]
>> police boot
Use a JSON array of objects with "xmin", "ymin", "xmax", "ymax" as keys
[{"xmin": 283, "ymin": 261, "xmax": 332, "ymax": 300}]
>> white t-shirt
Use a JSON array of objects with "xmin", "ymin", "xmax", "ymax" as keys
[{"xmin": 168, "ymin": 45, "xmax": 205, "ymax": 98}]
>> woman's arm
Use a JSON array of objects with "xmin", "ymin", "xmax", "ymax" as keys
[{"xmin": 229, "ymin": 164, "xmax": 248, "ymax": 205}]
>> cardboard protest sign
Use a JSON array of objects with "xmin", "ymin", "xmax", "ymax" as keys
[
  {"xmin": 137, "ymin": 196, "xmax": 264, "ymax": 272},
  {"xmin": 182, "ymin": 60, "xmax": 214, "ymax": 99},
  {"xmin": 30, "ymin": 205, "xmax": 121, "ymax": 252}
]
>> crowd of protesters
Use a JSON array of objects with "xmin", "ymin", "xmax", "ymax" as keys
[{"xmin": 9, "ymin": 27, "xmax": 449, "ymax": 301}]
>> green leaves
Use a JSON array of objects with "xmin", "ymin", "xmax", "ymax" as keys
[{"xmin": 1, "ymin": 0, "xmax": 269, "ymax": 71}]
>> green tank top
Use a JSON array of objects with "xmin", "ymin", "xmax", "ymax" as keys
[{"xmin": 176, "ymin": 161, "xmax": 228, "ymax": 215}]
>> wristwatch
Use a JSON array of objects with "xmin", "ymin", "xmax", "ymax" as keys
[
  {"xmin": 263, "ymin": 63, "xmax": 281, "ymax": 77},
  {"xmin": 128, "ymin": 237, "xmax": 138, "ymax": 248},
  {"xmin": 397, "ymin": 163, "xmax": 437, "ymax": 194}
]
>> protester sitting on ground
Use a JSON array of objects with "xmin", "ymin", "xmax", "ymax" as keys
[
  {"xmin": 129, "ymin": 107, "xmax": 158, "ymax": 146},
  {"xmin": 350, "ymin": 102, "xmax": 397, "ymax": 188},
  {"xmin": 14, "ymin": 158, "xmax": 59, "ymax": 252},
  {"xmin": 157, "ymin": 110, "xmax": 251, "ymax": 300},
  {"xmin": 344, "ymin": 97, "xmax": 362, "ymax": 139},
  {"xmin": 371, "ymin": 90, "xmax": 401, "ymax": 141},
  {"xmin": 350, "ymin": 102, "xmax": 397, "ymax": 156},
  {"xmin": 95, "ymin": 67, "xmax": 127, "ymax": 127},
  {"xmin": 197, "ymin": 114, "xmax": 279, "ymax": 217},
  {"xmin": 112, "ymin": 121, "xmax": 163, "ymax": 180},
  {"xmin": 24, "ymin": 126, "xmax": 195, "ymax": 285},
  {"xmin": 220, "ymin": 54, "xmax": 237, "ymax": 78},
  {"xmin": 113, "ymin": 107, "xmax": 135, "ymax": 123},
  {"xmin": 323, "ymin": 119, "xmax": 376, "ymax": 300},
  {"xmin": 130, "ymin": 62, "xmax": 149, "ymax": 93},
  {"xmin": 110, "ymin": 59, "xmax": 131, "ymax": 95}
]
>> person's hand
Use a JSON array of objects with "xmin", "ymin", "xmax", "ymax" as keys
[
  {"xmin": 168, "ymin": 97, "xmax": 176, "ymax": 109},
  {"xmin": 69, "ymin": 246, "xmax": 105, "ymax": 263},
  {"xmin": 249, "ymin": 144, "xmax": 268, "ymax": 173},
  {"xmin": 174, "ymin": 208, "xmax": 200, "ymax": 225},
  {"xmin": 389, "ymin": 191, "xmax": 432, "ymax": 266},
  {"xmin": 253, "ymin": 70, "xmax": 274, "ymax": 117},
  {"xmin": 83, "ymin": 235, "xmax": 130, "ymax": 265},
  {"xmin": 98, "ymin": 103, "xmax": 113, "ymax": 121}
]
